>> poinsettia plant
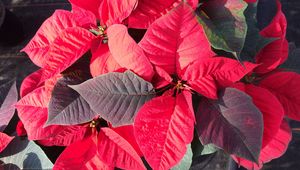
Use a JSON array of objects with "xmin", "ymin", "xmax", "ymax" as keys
[{"xmin": 1, "ymin": 0, "xmax": 300, "ymax": 169}]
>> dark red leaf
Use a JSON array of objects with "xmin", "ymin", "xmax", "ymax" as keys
[
  {"xmin": 195, "ymin": 88, "xmax": 263, "ymax": 162},
  {"xmin": 232, "ymin": 120, "xmax": 292, "ymax": 170},
  {"xmin": 233, "ymin": 83, "xmax": 284, "ymax": 147}
]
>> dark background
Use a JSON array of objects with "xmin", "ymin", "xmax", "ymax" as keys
[{"xmin": 0, "ymin": 0, "xmax": 299, "ymax": 169}]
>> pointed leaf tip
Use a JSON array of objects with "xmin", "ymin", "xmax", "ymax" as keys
[
  {"xmin": 71, "ymin": 71, "xmax": 155, "ymax": 127},
  {"xmin": 195, "ymin": 88, "xmax": 263, "ymax": 162}
]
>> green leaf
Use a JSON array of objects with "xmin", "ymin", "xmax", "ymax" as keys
[
  {"xmin": 0, "ymin": 136, "xmax": 53, "ymax": 169},
  {"xmin": 200, "ymin": 144, "xmax": 219, "ymax": 155},
  {"xmin": 172, "ymin": 144, "xmax": 193, "ymax": 170},
  {"xmin": 196, "ymin": 0, "xmax": 248, "ymax": 56},
  {"xmin": 240, "ymin": 2, "xmax": 277, "ymax": 61},
  {"xmin": 191, "ymin": 130, "xmax": 218, "ymax": 157}
]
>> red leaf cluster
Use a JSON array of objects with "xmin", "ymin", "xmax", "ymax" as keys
[{"xmin": 15, "ymin": 0, "xmax": 300, "ymax": 169}]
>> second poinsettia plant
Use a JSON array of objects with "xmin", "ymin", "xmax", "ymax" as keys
[{"xmin": 1, "ymin": 0, "xmax": 299, "ymax": 169}]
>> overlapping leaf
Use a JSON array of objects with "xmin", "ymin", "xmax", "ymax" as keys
[
  {"xmin": 20, "ymin": 69, "xmax": 43, "ymax": 98},
  {"xmin": 71, "ymin": 71, "xmax": 155, "ymax": 127},
  {"xmin": 254, "ymin": 0, "xmax": 288, "ymax": 74},
  {"xmin": 259, "ymin": 72, "xmax": 300, "ymax": 121},
  {"xmin": 232, "ymin": 120, "xmax": 291, "ymax": 170},
  {"xmin": 21, "ymin": 10, "xmax": 86, "ymax": 67},
  {"xmin": 47, "ymin": 73, "xmax": 95, "ymax": 126},
  {"xmin": 127, "ymin": 0, "xmax": 198, "ymax": 28},
  {"xmin": 98, "ymin": 0, "xmax": 138, "ymax": 26},
  {"xmin": 233, "ymin": 83, "xmax": 284, "ymax": 147},
  {"xmin": 69, "ymin": 0, "xmax": 101, "ymax": 19},
  {"xmin": 41, "ymin": 27, "xmax": 95, "ymax": 82},
  {"xmin": 196, "ymin": 0, "xmax": 248, "ymax": 55},
  {"xmin": 17, "ymin": 76, "xmax": 88, "ymax": 145},
  {"xmin": 90, "ymin": 44, "xmax": 122, "ymax": 77},
  {"xmin": 98, "ymin": 128, "xmax": 146, "ymax": 170},
  {"xmin": 183, "ymin": 57, "xmax": 257, "ymax": 99},
  {"xmin": 0, "ymin": 133, "xmax": 13, "ymax": 153},
  {"xmin": 53, "ymin": 134, "xmax": 103, "ymax": 170},
  {"xmin": 195, "ymin": 88, "xmax": 263, "ymax": 162},
  {"xmin": 172, "ymin": 144, "xmax": 193, "ymax": 170},
  {"xmin": 54, "ymin": 128, "xmax": 145, "ymax": 170},
  {"xmin": 134, "ymin": 93, "xmax": 194, "ymax": 170},
  {"xmin": 0, "ymin": 137, "xmax": 53, "ymax": 169},
  {"xmin": 139, "ymin": 2, "xmax": 214, "ymax": 75},
  {"xmin": 107, "ymin": 24, "xmax": 154, "ymax": 82}
]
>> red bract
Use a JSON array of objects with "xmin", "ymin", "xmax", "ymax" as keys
[
  {"xmin": 20, "ymin": 69, "xmax": 43, "ymax": 97},
  {"xmin": 131, "ymin": 5, "xmax": 256, "ymax": 169},
  {"xmin": 254, "ymin": 0, "xmax": 288, "ymax": 74},
  {"xmin": 139, "ymin": 3, "xmax": 215, "ymax": 75},
  {"xmin": 134, "ymin": 92, "xmax": 194, "ymax": 170},
  {"xmin": 54, "ymin": 128, "xmax": 146, "ymax": 170},
  {"xmin": 232, "ymin": 120, "xmax": 292, "ymax": 170},
  {"xmin": 16, "ymin": 121, "xmax": 27, "ymax": 137},
  {"xmin": 107, "ymin": 24, "xmax": 154, "ymax": 81},
  {"xmin": 22, "ymin": 9, "xmax": 96, "ymax": 68},
  {"xmin": 259, "ymin": 71, "xmax": 300, "ymax": 121},
  {"xmin": 69, "ymin": 0, "xmax": 137, "ymax": 26},
  {"xmin": 0, "ymin": 132, "xmax": 13, "ymax": 153},
  {"xmin": 16, "ymin": 72, "xmax": 89, "ymax": 146},
  {"xmin": 127, "ymin": 0, "xmax": 198, "ymax": 28}
]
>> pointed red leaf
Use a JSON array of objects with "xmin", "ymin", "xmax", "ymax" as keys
[
  {"xmin": 232, "ymin": 120, "xmax": 292, "ymax": 170},
  {"xmin": 90, "ymin": 44, "xmax": 122, "ymax": 77},
  {"xmin": 98, "ymin": 128, "xmax": 146, "ymax": 170},
  {"xmin": 127, "ymin": 0, "xmax": 198, "ymax": 28},
  {"xmin": 69, "ymin": 0, "xmax": 101, "ymax": 19},
  {"xmin": 20, "ymin": 69, "xmax": 43, "ymax": 97},
  {"xmin": 98, "ymin": 0, "xmax": 137, "ymax": 26},
  {"xmin": 16, "ymin": 121, "xmax": 27, "ymax": 137},
  {"xmin": 151, "ymin": 66, "xmax": 173, "ymax": 89},
  {"xmin": 255, "ymin": 0, "xmax": 288, "ymax": 74},
  {"xmin": 107, "ymin": 24, "xmax": 154, "ymax": 82},
  {"xmin": 134, "ymin": 93, "xmax": 194, "ymax": 170},
  {"xmin": 183, "ymin": 57, "xmax": 257, "ymax": 99},
  {"xmin": 22, "ymin": 10, "xmax": 86, "ymax": 67},
  {"xmin": 0, "ymin": 133, "xmax": 13, "ymax": 153},
  {"xmin": 259, "ymin": 71, "xmax": 300, "ymax": 121},
  {"xmin": 112, "ymin": 125, "xmax": 143, "ymax": 156},
  {"xmin": 17, "ymin": 76, "xmax": 88, "ymax": 145},
  {"xmin": 41, "ymin": 27, "xmax": 95, "ymax": 82},
  {"xmin": 54, "ymin": 134, "xmax": 113, "ymax": 170},
  {"xmin": 233, "ymin": 83, "xmax": 284, "ymax": 147},
  {"xmin": 139, "ymin": 3, "xmax": 214, "ymax": 75},
  {"xmin": 71, "ymin": 5, "xmax": 97, "ymax": 28}
]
